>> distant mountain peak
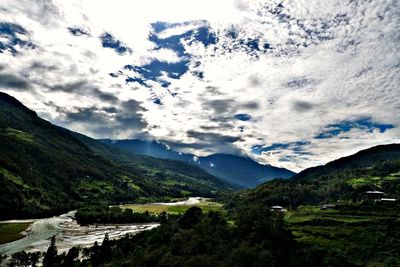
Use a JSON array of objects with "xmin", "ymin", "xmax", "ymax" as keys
[{"xmin": 101, "ymin": 139, "xmax": 296, "ymax": 188}]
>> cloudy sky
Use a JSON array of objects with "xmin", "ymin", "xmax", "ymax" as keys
[{"xmin": 0, "ymin": 0, "xmax": 399, "ymax": 171}]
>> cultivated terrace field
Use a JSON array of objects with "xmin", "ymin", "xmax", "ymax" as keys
[{"xmin": 285, "ymin": 203, "xmax": 400, "ymax": 267}]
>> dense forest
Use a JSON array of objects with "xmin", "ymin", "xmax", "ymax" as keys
[
  {"xmin": 2, "ymin": 206, "xmax": 352, "ymax": 267},
  {"xmin": 7, "ymin": 201, "xmax": 398, "ymax": 267}
]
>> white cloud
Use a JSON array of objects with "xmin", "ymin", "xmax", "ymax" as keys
[{"xmin": 0, "ymin": 0, "xmax": 399, "ymax": 172}]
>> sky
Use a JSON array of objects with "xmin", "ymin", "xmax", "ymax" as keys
[{"xmin": 0, "ymin": 0, "xmax": 399, "ymax": 172}]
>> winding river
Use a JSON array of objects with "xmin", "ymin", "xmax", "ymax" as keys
[{"xmin": 0, "ymin": 211, "xmax": 159, "ymax": 255}]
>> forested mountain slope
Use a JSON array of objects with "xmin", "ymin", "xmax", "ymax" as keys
[
  {"xmin": 0, "ymin": 92, "xmax": 232, "ymax": 219},
  {"xmin": 236, "ymin": 144, "xmax": 400, "ymax": 207}
]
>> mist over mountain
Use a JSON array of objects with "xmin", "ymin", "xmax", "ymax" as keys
[{"xmin": 101, "ymin": 139, "xmax": 295, "ymax": 188}]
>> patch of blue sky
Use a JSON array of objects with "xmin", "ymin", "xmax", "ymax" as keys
[
  {"xmin": 100, "ymin": 32, "xmax": 132, "ymax": 55},
  {"xmin": 0, "ymin": 22, "xmax": 35, "ymax": 55},
  {"xmin": 234, "ymin": 114, "xmax": 252, "ymax": 121},
  {"xmin": 315, "ymin": 118, "xmax": 394, "ymax": 139},
  {"xmin": 251, "ymin": 141, "xmax": 310, "ymax": 155},
  {"xmin": 124, "ymin": 59, "xmax": 190, "ymax": 87},
  {"xmin": 223, "ymin": 28, "xmax": 271, "ymax": 54},
  {"xmin": 124, "ymin": 21, "xmax": 216, "ymax": 88}
]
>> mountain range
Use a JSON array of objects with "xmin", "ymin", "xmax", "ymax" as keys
[
  {"xmin": 0, "ymin": 92, "xmax": 233, "ymax": 219},
  {"xmin": 101, "ymin": 139, "xmax": 295, "ymax": 188},
  {"xmin": 2, "ymin": 91, "xmax": 399, "ymax": 219}
]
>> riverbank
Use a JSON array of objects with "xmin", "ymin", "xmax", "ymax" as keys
[
  {"xmin": 0, "ymin": 197, "xmax": 217, "ymax": 256},
  {"xmin": 0, "ymin": 223, "xmax": 32, "ymax": 244},
  {"xmin": 0, "ymin": 211, "xmax": 159, "ymax": 256}
]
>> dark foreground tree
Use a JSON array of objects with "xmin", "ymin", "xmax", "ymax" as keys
[
  {"xmin": 100, "ymin": 233, "xmax": 112, "ymax": 263},
  {"xmin": 61, "ymin": 247, "xmax": 80, "ymax": 267},
  {"xmin": 43, "ymin": 235, "xmax": 58, "ymax": 267},
  {"xmin": 9, "ymin": 251, "xmax": 40, "ymax": 267}
]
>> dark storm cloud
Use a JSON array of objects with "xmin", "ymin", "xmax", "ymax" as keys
[
  {"xmin": 51, "ymin": 80, "xmax": 87, "ymax": 93},
  {"xmin": 186, "ymin": 130, "xmax": 241, "ymax": 143},
  {"xmin": 115, "ymin": 99, "xmax": 148, "ymax": 130},
  {"xmin": 202, "ymin": 98, "xmax": 258, "ymax": 118},
  {"xmin": 205, "ymin": 86, "xmax": 222, "ymax": 96},
  {"xmin": 92, "ymin": 88, "xmax": 118, "ymax": 103},
  {"xmin": 209, "ymin": 116, "xmax": 233, "ymax": 123},
  {"xmin": 120, "ymin": 99, "xmax": 148, "ymax": 112},
  {"xmin": 0, "ymin": 73, "xmax": 31, "ymax": 90},
  {"xmin": 248, "ymin": 75, "xmax": 262, "ymax": 87},
  {"xmin": 200, "ymin": 122, "xmax": 234, "ymax": 131},
  {"xmin": 47, "ymin": 79, "xmax": 118, "ymax": 103},
  {"xmin": 292, "ymin": 100, "xmax": 314, "ymax": 112},
  {"xmin": 59, "ymin": 98, "xmax": 148, "ymax": 138},
  {"xmin": 30, "ymin": 61, "xmax": 59, "ymax": 72},
  {"xmin": 240, "ymin": 101, "xmax": 259, "ymax": 110},
  {"xmin": 202, "ymin": 99, "xmax": 234, "ymax": 114},
  {"xmin": 65, "ymin": 106, "xmax": 108, "ymax": 123}
]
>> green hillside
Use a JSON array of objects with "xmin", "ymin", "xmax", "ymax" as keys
[
  {"xmin": 223, "ymin": 145, "xmax": 400, "ymax": 267},
  {"xmin": 234, "ymin": 144, "xmax": 400, "ymax": 207},
  {"xmin": 0, "ymin": 92, "xmax": 233, "ymax": 219}
]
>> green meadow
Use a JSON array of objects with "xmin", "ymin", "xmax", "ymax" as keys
[
  {"xmin": 120, "ymin": 199, "xmax": 224, "ymax": 215},
  {"xmin": 0, "ymin": 223, "xmax": 30, "ymax": 244}
]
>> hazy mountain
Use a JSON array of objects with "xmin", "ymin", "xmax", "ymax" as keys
[{"xmin": 101, "ymin": 139, "xmax": 296, "ymax": 188}]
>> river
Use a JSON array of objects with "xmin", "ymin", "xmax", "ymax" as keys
[{"xmin": 0, "ymin": 211, "xmax": 159, "ymax": 255}]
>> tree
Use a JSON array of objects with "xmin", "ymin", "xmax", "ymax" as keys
[
  {"xmin": 61, "ymin": 247, "xmax": 80, "ymax": 267},
  {"xmin": 179, "ymin": 207, "xmax": 203, "ymax": 229},
  {"xmin": 10, "ymin": 251, "xmax": 30, "ymax": 267},
  {"xmin": 100, "ymin": 232, "xmax": 112, "ymax": 263},
  {"xmin": 30, "ymin": 252, "xmax": 41, "ymax": 267},
  {"xmin": 91, "ymin": 241, "xmax": 100, "ymax": 267},
  {"xmin": 43, "ymin": 235, "xmax": 58, "ymax": 267}
]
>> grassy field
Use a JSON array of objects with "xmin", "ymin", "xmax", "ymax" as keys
[
  {"xmin": 120, "ymin": 199, "xmax": 224, "ymax": 215},
  {"xmin": 0, "ymin": 222, "xmax": 30, "ymax": 244},
  {"xmin": 347, "ymin": 173, "xmax": 400, "ymax": 189},
  {"xmin": 285, "ymin": 204, "xmax": 400, "ymax": 267}
]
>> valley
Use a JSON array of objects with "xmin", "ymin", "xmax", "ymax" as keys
[
  {"xmin": 1, "ymin": 0, "xmax": 398, "ymax": 265},
  {"xmin": 0, "ymin": 92, "xmax": 399, "ymax": 267},
  {"xmin": 0, "ymin": 197, "xmax": 222, "ymax": 256}
]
